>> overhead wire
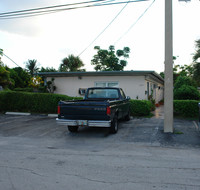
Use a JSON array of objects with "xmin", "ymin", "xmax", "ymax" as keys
[
  {"xmin": 78, "ymin": 0, "xmax": 132, "ymax": 56},
  {"xmin": 0, "ymin": 0, "xmax": 149, "ymax": 19},
  {"xmin": 0, "ymin": 0, "xmax": 107, "ymax": 16},
  {"xmin": 0, "ymin": 0, "xmax": 153, "ymax": 61},
  {"xmin": 114, "ymin": 0, "xmax": 156, "ymax": 45},
  {"xmin": 2, "ymin": 53, "xmax": 21, "ymax": 67}
]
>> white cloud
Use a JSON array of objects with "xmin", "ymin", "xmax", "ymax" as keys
[{"xmin": 0, "ymin": 0, "xmax": 200, "ymax": 73}]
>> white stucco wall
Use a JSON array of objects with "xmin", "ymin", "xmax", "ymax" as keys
[
  {"xmin": 47, "ymin": 75, "xmax": 163, "ymax": 102},
  {"xmin": 47, "ymin": 75, "xmax": 146, "ymax": 100},
  {"xmin": 145, "ymin": 80, "xmax": 164, "ymax": 103}
]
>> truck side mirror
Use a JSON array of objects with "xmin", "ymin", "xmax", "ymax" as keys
[{"xmin": 126, "ymin": 96, "xmax": 130, "ymax": 100}]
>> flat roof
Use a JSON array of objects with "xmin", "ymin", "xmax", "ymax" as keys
[{"xmin": 38, "ymin": 70, "xmax": 164, "ymax": 84}]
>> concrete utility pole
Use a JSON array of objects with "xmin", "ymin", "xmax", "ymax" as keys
[{"xmin": 164, "ymin": 0, "xmax": 173, "ymax": 133}]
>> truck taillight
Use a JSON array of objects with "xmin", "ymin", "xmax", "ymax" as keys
[
  {"xmin": 58, "ymin": 106, "xmax": 60, "ymax": 115},
  {"xmin": 106, "ymin": 106, "xmax": 111, "ymax": 115}
]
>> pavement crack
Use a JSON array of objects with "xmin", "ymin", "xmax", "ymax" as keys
[
  {"xmin": 0, "ymin": 165, "xmax": 45, "ymax": 177},
  {"xmin": 64, "ymin": 173, "xmax": 113, "ymax": 184}
]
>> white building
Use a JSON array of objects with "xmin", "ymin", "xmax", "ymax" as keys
[{"xmin": 39, "ymin": 71, "xmax": 164, "ymax": 103}]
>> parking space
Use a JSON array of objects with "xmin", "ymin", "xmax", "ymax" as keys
[
  {"xmin": 0, "ymin": 110, "xmax": 200, "ymax": 190},
  {"xmin": 0, "ymin": 110, "xmax": 199, "ymax": 148}
]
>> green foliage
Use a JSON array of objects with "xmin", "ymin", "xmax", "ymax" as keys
[
  {"xmin": 174, "ymin": 64, "xmax": 194, "ymax": 78},
  {"xmin": 174, "ymin": 85, "xmax": 200, "ymax": 100},
  {"xmin": 59, "ymin": 54, "xmax": 85, "ymax": 72},
  {"xmin": 0, "ymin": 65, "xmax": 12, "ymax": 88},
  {"xmin": 174, "ymin": 76, "xmax": 196, "ymax": 89},
  {"xmin": 46, "ymin": 78, "xmax": 56, "ymax": 93},
  {"xmin": 0, "ymin": 48, "xmax": 3, "ymax": 64},
  {"xmin": 91, "ymin": 45, "xmax": 130, "ymax": 71},
  {"xmin": 159, "ymin": 72, "xmax": 164, "ymax": 79},
  {"xmin": 25, "ymin": 59, "xmax": 39, "ymax": 76},
  {"xmin": 14, "ymin": 88, "xmax": 34, "ymax": 92},
  {"xmin": 14, "ymin": 87, "xmax": 48, "ymax": 93},
  {"xmin": 40, "ymin": 67, "xmax": 57, "ymax": 72},
  {"xmin": 8, "ymin": 67, "xmax": 30, "ymax": 89},
  {"xmin": 129, "ymin": 99, "xmax": 153, "ymax": 116},
  {"xmin": 193, "ymin": 62, "xmax": 200, "ymax": 86},
  {"xmin": 0, "ymin": 48, "xmax": 3, "ymax": 56},
  {"xmin": 174, "ymin": 100, "xmax": 199, "ymax": 118},
  {"xmin": 193, "ymin": 39, "xmax": 200, "ymax": 62},
  {"xmin": 0, "ymin": 91, "xmax": 153, "ymax": 116},
  {"xmin": 0, "ymin": 91, "xmax": 82, "ymax": 113},
  {"xmin": 174, "ymin": 75, "xmax": 200, "ymax": 100}
]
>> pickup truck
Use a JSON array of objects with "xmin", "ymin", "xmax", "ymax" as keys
[{"xmin": 56, "ymin": 87, "xmax": 130, "ymax": 134}]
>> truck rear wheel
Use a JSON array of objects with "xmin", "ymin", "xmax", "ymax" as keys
[
  {"xmin": 110, "ymin": 116, "xmax": 118, "ymax": 134},
  {"xmin": 68, "ymin": 126, "xmax": 78, "ymax": 132}
]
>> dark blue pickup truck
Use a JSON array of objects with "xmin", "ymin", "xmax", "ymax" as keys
[{"xmin": 56, "ymin": 87, "xmax": 130, "ymax": 134}]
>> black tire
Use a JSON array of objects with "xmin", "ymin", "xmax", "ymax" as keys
[
  {"xmin": 124, "ymin": 110, "xmax": 130, "ymax": 121},
  {"xmin": 68, "ymin": 126, "xmax": 78, "ymax": 132},
  {"xmin": 110, "ymin": 116, "xmax": 118, "ymax": 134}
]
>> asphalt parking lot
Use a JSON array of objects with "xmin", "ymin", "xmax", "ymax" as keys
[{"xmin": 0, "ymin": 106, "xmax": 200, "ymax": 190}]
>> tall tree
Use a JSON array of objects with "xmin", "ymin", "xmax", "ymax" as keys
[
  {"xmin": 39, "ymin": 67, "xmax": 57, "ymax": 72},
  {"xmin": 0, "ymin": 48, "xmax": 3, "ymax": 65},
  {"xmin": 25, "ymin": 59, "xmax": 39, "ymax": 76},
  {"xmin": 8, "ymin": 67, "xmax": 31, "ymax": 88},
  {"xmin": 59, "ymin": 54, "xmax": 85, "ymax": 72},
  {"xmin": 0, "ymin": 65, "xmax": 12, "ymax": 88},
  {"xmin": 193, "ymin": 62, "xmax": 200, "ymax": 86},
  {"xmin": 91, "ymin": 45, "xmax": 130, "ymax": 71},
  {"xmin": 193, "ymin": 39, "xmax": 200, "ymax": 62},
  {"xmin": 192, "ymin": 39, "xmax": 200, "ymax": 86}
]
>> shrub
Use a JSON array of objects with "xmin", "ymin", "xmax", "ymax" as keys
[
  {"xmin": 14, "ymin": 88, "xmax": 34, "ymax": 92},
  {"xmin": 174, "ymin": 85, "xmax": 200, "ymax": 100},
  {"xmin": 174, "ymin": 100, "xmax": 199, "ymax": 118},
  {"xmin": 129, "ymin": 99, "xmax": 153, "ymax": 116},
  {"xmin": 0, "ymin": 91, "xmax": 154, "ymax": 116},
  {"xmin": 0, "ymin": 91, "xmax": 82, "ymax": 113},
  {"xmin": 174, "ymin": 76, "xmax": 197, "ymax": 89}
]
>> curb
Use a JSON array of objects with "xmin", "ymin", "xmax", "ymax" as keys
[
  {"xmin": 47, "ymin": 114, "xmax": 58, "ymax": 117},
  {"xmin": 5, "ymin": 112, "xmax": 57, "ymax": 117},
  {"xmin": 5, "ymin": 112, "xmax": 31, "ymax": 116}
]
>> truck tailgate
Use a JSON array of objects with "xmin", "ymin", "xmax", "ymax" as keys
[{"xmin": 58, "ymin": 100, "xmax": 110, "ymax": 120}]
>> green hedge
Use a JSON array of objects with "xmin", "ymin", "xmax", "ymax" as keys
[
  {"xmin": 14, "ymin": 88, "xmax": 34, "ymax": 92},
  {"xmin": 14, "ymin": 87, "xmax": 48, "ymax": 93},
  {"xmin": 174, "ymin": 100, "xmax": 199, "ymax": 118},
  {"xmin": 129, "ymin": 99, "xmax": 153, "ymax": 116},
  {"xmin": 0, "ymin": 91, "xmax": 82, "ymax": 114},
  {"xmin": 0, "ymin": 91, "xmax": 154, "ymax": 116},
  {"xmin": 4, "ymin": 92, "xmax": 199, "ymax": 118}
]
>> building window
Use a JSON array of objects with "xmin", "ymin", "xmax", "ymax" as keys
[{"xmin": 95, "ymin": 82, "xmax": 119, "ymax": 87}]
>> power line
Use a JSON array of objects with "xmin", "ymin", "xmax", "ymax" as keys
[
  {"xmin": 114, "ymin": 0, "xmax": 156, "ymax": 45},
  {"xmin": 2, "ymin": 53, "xmax": 21, "ymax": 67},
  {"xmin": 0, "ymin": 0, "xmax": 149, "ymax": 19},
  {"xmin": 0, "ymin": 0, "xmax": 107, "ymax": 16},
  {"xmin": 78, "ymin": 0, "xmax": 132, "ymax": 56}
]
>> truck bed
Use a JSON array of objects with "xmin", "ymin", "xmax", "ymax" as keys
[{"xmin": 58, "ymin": 100, "xmax": 112, "ymax": 120}]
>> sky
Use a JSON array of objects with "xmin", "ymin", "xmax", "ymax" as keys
[{"xmin": 0, "ymin": 0, "xmax": 200, "ymax": 73}]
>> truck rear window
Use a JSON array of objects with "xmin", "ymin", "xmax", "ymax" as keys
[{"xmin": 87, "ymin": 89, "xmax": 119, "ymax": 99}]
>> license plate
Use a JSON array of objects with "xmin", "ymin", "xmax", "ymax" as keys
[{"xmin": 77, "ymin": 120, "xmax": 87, "ymax": 126}]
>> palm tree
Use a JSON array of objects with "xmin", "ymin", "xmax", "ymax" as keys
[
  {"xmin": 26, "ymin": 59, "xmax": 39, "ymax": 76},
  {"xmin": 59, "ymin": 55, "xmax": 85, "ymax": 72},
  {"xmin": 192, "ymin": 39, "xmax": 200, "ymax": 86},
  {"xmin": 0, "ymin": 48, "xmax": 3, "ymax": 65}
]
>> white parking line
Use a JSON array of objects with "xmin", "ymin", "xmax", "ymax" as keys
[
  {"xmin": 192, "ymin": 121, "xmax": 199, "ymax": 131},
  {"xmin": 38, "ymin": 126, "xmax": 60, "ymax": 137}
]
